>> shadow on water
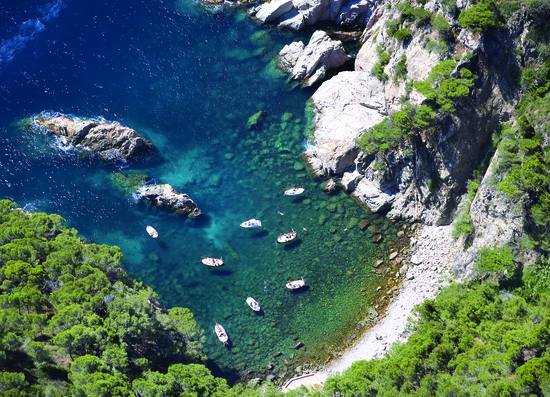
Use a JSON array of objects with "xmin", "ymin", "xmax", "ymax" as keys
[
  {"xmin": 288, "ymin": 285, "xmax": 310, "ymax": 294},
  {"xmin": 210, "ymin": 269, "xmax": 233, "ymax": 277},
  {"xmin": 248, "ymin": 229, "xmax": 269, "ymax": 239},
  {"xmin": 282, "ymin": 239, "xmax": 302, "ymax": 250},
  {"xmin": 189, "ymin": 214, "xmax": 212, "ymax": 228},
  {"xmin": 205, "ymin": 358, "xmax": 241, "ymax": 386}
]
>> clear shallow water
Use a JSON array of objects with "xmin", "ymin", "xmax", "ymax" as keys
[{"xmin": 0, "ymin": 0, "xmax": 398, "ymax": 379}]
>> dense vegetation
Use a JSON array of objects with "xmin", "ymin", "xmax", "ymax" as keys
[
  {"xmin": 2, "ymin": 1, "xmax": 550, "ymax": 397},
  {"xmin": 357, "ymin": 59, "xmax": 474, "ymax": 155},
  {"xmin": 0, "ymin": 200, "xmax": 234, "ymax": 396},
  {"xmin": 322, "ymin": 271, "xmax": 549, "ymax": 396}
]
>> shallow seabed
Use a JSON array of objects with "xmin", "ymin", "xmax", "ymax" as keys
[{"xmin": 0, "ymin": 0, "xmax": 399, "ymax": 379}]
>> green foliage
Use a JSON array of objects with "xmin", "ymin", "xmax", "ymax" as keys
[
  {"xmin": 397, "ymin": 1, "xmax": 431, "ymax": 26},
  {"xmin": 496, "ymin": 89, "xmax": 550, "ymax": 251},
  {"xmin": 476, "ymin": 246, "xmax": 515, "ymax": 273},
  {"xmin": 360, "ymin": 60, "xmax": 474, "ymax": 157},
  {"xmin": 414, "ymin": 60, "xmax": 476, "ymax": 114},
  {"xmin": 431, "ymin": 14, "xmax": 451, "ymax": 37},
  {"xmin": 0, "ymin": 201, "xmax": 215, "ymax": 396},
  {"xmin": 372, "ymin": 46, "xmax": 390, "ymax": 81},
  {"xmin": 393, "ymin": 54, "xmax": 408, "ymax": 82},
  {"xmin": 426, "ymin": 38, "xmax": 449, "ymax": 55},
  {"xmin": 458, "ymin": 1, "xmax": 500, "ymax": 32},
  {"xmin": 452, "ymin": 179, "xmax": 479, "ymax": 239},
  {"xmin": 394, "ymin": 27, "xmax": 412, "ymax": 42},
  {"xmin": 356, "ymin": 116, "xmax": 406, "ymax": 155},
  {"xmin": 386, "ymin": 18, "xmax": 401, "ymax": 37},
  {"xmin": 111, "ymin": 172, "xmax": 148, "ymax": 194},
  {"xmin": 323, "ymin": 280, "xmax": 550, "ymax": 396}
]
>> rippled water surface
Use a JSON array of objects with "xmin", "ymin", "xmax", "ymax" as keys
[{"xmin": 0, "ymin": 0, "xmax": 398, "ymax": 378}]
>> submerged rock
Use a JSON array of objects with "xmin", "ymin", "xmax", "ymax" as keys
[
  {"xmin": 34, "ymin": 114, "xmax": 154, "ymax": 160},
  {"xmin": 136, "ymin": 184, "xmax": 201, "ymax": 217},
  {"xmin": 278, "ymin": 31, "xmax": 347, "ymax": 86},
  {"xmin": 247, "ymin": 110, "xmax": 265, "ymax": 129}
]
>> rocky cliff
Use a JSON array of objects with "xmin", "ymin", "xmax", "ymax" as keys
[
  {"xmin": 305, "ymin": 1, "xmax": 522, "ymax": 226},
  {"xmin": 254, "ymin": 0, "xmax": 536, "ymax": 271}
]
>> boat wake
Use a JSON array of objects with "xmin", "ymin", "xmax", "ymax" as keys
[{"xmin": 0, "ymin": 0, "xmax": 66, "ymax": 66}]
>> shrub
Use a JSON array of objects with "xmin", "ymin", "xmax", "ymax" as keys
[
  {"xmin": 356, "ymin": 117, "xmax": 405, "ymax": 155},
  {"xmin": 411, "ymin": 7, "xmax": 431, "ymax": 26},
  {"xmin": 431, "ymin": 14, "xmax": 451, "ymax": 37},
  {"xmin": 372, "ymin": 46, "xmax": 390, "ymax": 81},
  {"xmin": 414, "ymin": 60, "xmax": 475, "ymax": 114},
  {"xmin": 452, "ymin": 179, "xmax": 480, "ymax": 238},
  {"xmin": 394, "ymin": 54, "xmax": 408, "ymax": 82},
  {"xmin": 458, "ymin": 2, "xmax": 500, "ymax": 32},
  {"xmin": 413, "ymin": 105, "xmax": 437, "ymax": 128},
  {"xmin": 426, "ymin": 38, "xmax": 449, "ymax": 55},
  {"xmin": 475, "ymin": 246, "xmax": 515, "ymax": 273},
  {"xmin": 394, "ymin": 27, "xmax": 413, "ymax": 42},
  {"xmin": 386, "ymin": 19, "xmax": 401, "ymax": 37}
]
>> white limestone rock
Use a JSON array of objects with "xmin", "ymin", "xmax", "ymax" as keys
[
  {"xmin": 305, "ymin": 71, "xmax": 387, "ymax": 176},
  {"xmin": 254, "ymin": 0, "xmax": 294, "ymax": 23},
  {"xmin": 353, "ymin": 178, "xmax": 394, "ymax": 213},
  {"xmin": 254, "ymin": 0, "xmax": 375, "ymax": 30},
  {"xmin": 278, "ymin": 31, "xmax": 348, "ymax": 86}
]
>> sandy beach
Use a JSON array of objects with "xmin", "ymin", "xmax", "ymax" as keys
[{"xmin": 283, "ymin": 224, "xmax": 460, "ymax": 391}]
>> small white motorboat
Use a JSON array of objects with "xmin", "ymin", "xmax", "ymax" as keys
[
  {"xmin": 277, "ymin": 231, "xmax": 297, "ymax": 244},
  {"xmin": 240, "ymin": 218, "xmax": 262, "ymax": 229},
  {"xmin": 145, "ymin": 225, "xmax": 158, "ymax": 239},
  {"xmin": 286, "ymin": 279, "xmax": 306, "ymax": 290},
  {"xmin": 214, "ymin": 322, "xmax": 229, "ymax": 344},
  {"xmin": 246, "ymin": 297, "xmax": 261, "ymax": 312},
  {"xmin": 284, "ymin": 187, "xmax": 305, "ymax": 196},
  {"xmin": 201, "ymin": 257, "xmax": 224, "ymax": 267}
]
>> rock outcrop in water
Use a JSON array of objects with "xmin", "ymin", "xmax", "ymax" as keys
[
  {"xmin": 278, "ymin": 30, "xmax": 348, "ymax": 86},
  {"xmin": 136, "ymin": 184, "xmax": 202, "ymax": 217},
  {"xmin": 251, "ymin": 0, "xmax": 378, "ymax": 30},
  {"xmin": 35, "ymin": 114, "xmax": 154, "ymax": 161}
]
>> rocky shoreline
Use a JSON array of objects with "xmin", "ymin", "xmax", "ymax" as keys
[
  {"xmin": 210, "ymin": 0, "xmax": 537, "ymax": 389},
  {"xmin": 34, "ymin": 113, "xmax": 154, "ymax": 161}
]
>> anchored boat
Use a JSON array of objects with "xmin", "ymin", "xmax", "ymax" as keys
[
  {"xmin": 286, "ymin": 278, "xmax": 306, "ymax": 290},
  {"xmin": 214, "ymin": 322, "xmax": 229, "ymax": 344},
  {"xmin": 284, "ymin": 187, "xmax": 305, "ymax": 196},
  {"xmin": 277, "ymin": 231, "xmax": 297, "ymax": 244},
  {"xmin": 240, "ymin": 218, "xmax": 262, "ymax": 228},
  {"xmin": 201, "ymin": 257, "xmax": 224, "ymax": 267},
  {"xmin": 145, "ymin": 225, "xmax": 158, "ymax": 239},
  {"xmin": 246, "ymin": 296, "xmax": 261, "ymax": 312}
]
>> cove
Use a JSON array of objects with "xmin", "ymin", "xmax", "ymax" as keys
[{"xmin": 0, "ymin": 0, "xmax": 398, "ymax": 380}]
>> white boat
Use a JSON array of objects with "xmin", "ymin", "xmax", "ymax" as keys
[
  {"xmin": 246, "ymin": 297, "xmax": 261, "ymax": 312},
  {"xmin": 145, "ymin": 225, "xmax": 158, "ymax": 239},
  {"xmin": 214, "ymin": 322, "xmax": 229, "ymax": 344},
  {"xmin": 201, "ymin": 257, "xmax": 224, "ymax": 267},
  {"xmin": 286, "ymin": 279, "xmax": 306, "ymax": 290},
  {"xmin": 277, "ymin": 231, "xmax": 297, "ymax": 244},
  {"xmin": 240, "ymin": 218, "xmax": 262, "ymax": 228},
  {"xmin": 284, "ymin": 187, "xmax": 305, "ymax": 196}
]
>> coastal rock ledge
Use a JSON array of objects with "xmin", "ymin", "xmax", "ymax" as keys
[
  {"xmin": 136, "ymin": 184, "xmax": 202, "ymax": 217},
  {"xmin": 35, "ymin": 114, "xmax": 154, "ymax": 160},
  {"xmin": 278, "ymin": 30, "xmax": 348, "ymax": 86}
]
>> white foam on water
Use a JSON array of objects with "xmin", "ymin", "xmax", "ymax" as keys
[{"xmin": 0, "ymin": 0, "xmax": 65, "ymax": 66}]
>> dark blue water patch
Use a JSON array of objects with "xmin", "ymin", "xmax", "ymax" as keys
[{"xmin": 0, "ymin": 0, "xmax": 399, "ymax": 379}]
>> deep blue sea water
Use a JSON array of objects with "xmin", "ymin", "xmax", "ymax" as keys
[{"xmin": 0, "ymin": 0, "xmax": 398, "ymax": 379}]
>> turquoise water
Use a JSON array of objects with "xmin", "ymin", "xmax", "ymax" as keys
[{"xmin": 0, "ymin": 0, "xmax": 398, "ymax": 380}]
